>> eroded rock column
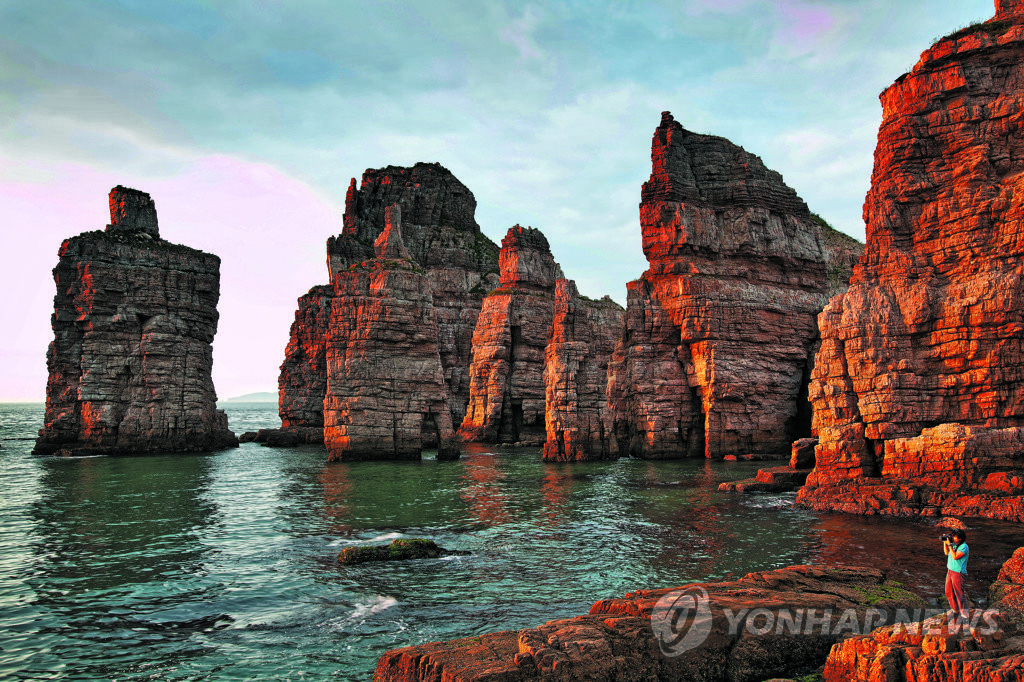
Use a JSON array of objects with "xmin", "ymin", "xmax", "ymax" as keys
[
  {"xmin": 607, "ymin": 113, "xmax": 862, "ymax": 459},
  {"xmin": 35, "ymin": 186, "xmax": 237, "ymax": 456}
]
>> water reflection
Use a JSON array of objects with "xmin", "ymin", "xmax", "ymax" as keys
[
  {"xmin": 319, "ymin": 461, "xmax": 354, "ymax": 535},
  {"xmin": 459, "ymin": 451, "xmax": 514, "ymax": 528},
  {"xmin": 539, "ymin": 465, "xmax": 575, "ymax": 528},
  {"xmin": 30, "ymin": 454, "xmax": 218, "ymax": 594},
  {"xmin": 25, "ymin": 453, "xmax": 222, "ymax": 679},
  {"xmin": 5, "ymin": 403, "xmax": 1024, "ymax": 682}
]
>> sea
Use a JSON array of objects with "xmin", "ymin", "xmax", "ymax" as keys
[{"xmin": 3, "ymin": 402, "xmax": 1024, "ymax": 681}]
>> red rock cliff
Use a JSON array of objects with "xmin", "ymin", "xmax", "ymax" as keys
[
  {"xmin": 798, "ymin": 4, "xmax": 1024, "ymax": 520},
  {"xmin": 34, "ymin": 186, "xmax": 237, "ymax": 456},
  {"xmin": 323, "ymin": 205, "xmax": 458, "ymax": 461},
  {"xmin": 459, "ymin": 226, "xmax": 562, "ymax": 444},
  {"xmin": 543, "ymin": 279, "xmax": 624, "ymax": 461},
  {"xmin": 278, "ymin": 163, "xmax": 499, "ymax": 443},
  {"xmin": 607, "ymin": 113, "xmax": 862, "ymax": 460}
]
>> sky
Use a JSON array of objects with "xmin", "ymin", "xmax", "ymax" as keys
[{"xmin": 0, "ymin": 0, "xmax": 997, "ymax": 402}]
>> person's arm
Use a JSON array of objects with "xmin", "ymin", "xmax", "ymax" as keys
[
  {"xmin": 943, "ymin": 540, "xmax": 951, "ymax": 556},
  {"xmin": 951, "ymin": 546, "xmax": 965, "ymax": 560}
]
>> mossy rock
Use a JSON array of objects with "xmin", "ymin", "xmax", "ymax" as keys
[
  {"xmin": 849, "ymin": 580, "xmax": 927, "ymax": 608},
  {"xmin": 338, "ymin": 538, "xmax": 470, "ymax": 566}
]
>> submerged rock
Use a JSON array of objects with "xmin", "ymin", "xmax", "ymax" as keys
[
  {"xmin": 799, "ymin": 2, "xmax": 1024, "ymax": 520},
  {"xmin": 337, "ymin": 538, "xmax": 469, "ymax": 565},
  {"xmin": 34, "ymin": 186, "xmax": 237, "ymax": 456}
]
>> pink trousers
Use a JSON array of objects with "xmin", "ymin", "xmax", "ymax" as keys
[{"xmin": 945, "ymin": 569, "xmax": 968, "ymax": 614}]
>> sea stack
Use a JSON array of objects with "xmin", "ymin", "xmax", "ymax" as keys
[
  {"xmin": 798, "ymin": 2, "xmax": 1024, "ymax": 520},
  {"xmin": 605, "ymin": 113, "xmax": 862, "ymax": 460},
  {"xmin": 34, "ymin": 186, "xmax": 237, "ymax": 456},
  {"xmin": 459, "ymin": 226, "xmax": 564, "ymax": 445},
  {"xmin": 323, "ymin": 204, "xmax": 459, "ymax": 461},
  {"xmin": 542, "ymin": 279, "xmax": 623, "ymax": 461},
  {"xmin": 277, "ymin": 163, "xmax": 501, "ymax": 448}
]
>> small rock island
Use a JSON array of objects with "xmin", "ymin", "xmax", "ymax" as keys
[{"xmin": 34, "ymin": 186, "xmax": 237, "ymax": 456}]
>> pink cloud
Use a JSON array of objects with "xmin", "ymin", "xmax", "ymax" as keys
[
  {"xmin": 0, "ymin": 154, "xmax": 341, "ymax": 403},
  {"xmin": 773, "ymin": 1, "xmax": 836, "ymax": 57}
]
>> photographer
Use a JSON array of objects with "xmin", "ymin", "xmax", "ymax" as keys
[{"xmin": 942, "ymin": 529, "xmax": 970, "ymax": 619}]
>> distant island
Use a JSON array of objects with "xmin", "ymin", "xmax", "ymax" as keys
[{"xmin": 220, "ymin": 392, "xmax": 277, "ymax": 403}]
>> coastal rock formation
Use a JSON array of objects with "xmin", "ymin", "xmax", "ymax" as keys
[
  {"xmin": 823, "ymin": 609, "xmax": 1024, "ymax": 682},
  {"xmin": 337, "ymin": 538, "xmax": 469, "ymax": 565},
  {"xmin": 798, "ymin": 2, "xmax": 1024, "ymax": 520},
  {"xmin": 34, "ymin": 186, "xmax": 237, "ymax": 456},
  {"xmin": 277, "ymin": 284, "xmax": 332, "ymax": 444},
  {"xmin": 277, "ymin": 163, "xmax": 499, "ymax": 446},
  {"xmin": 323, "ymin": 205, "xmax": 458, "ymax": 461},
  {"xmin": 374, "ymin": 565, "xmax": 924, "ymax": 682},
  {"xmin": 606, "ymin": 112, "xmax": 862, "ymax": 460},
  {"xmin": 459, "ymin": 226, "xmax": 563, "ymax": 444},
  {"xmin": 988, "ymin": 546, "xmax": 1024, "ymax": 627},
  {"xmin": 542, "ymin": 279, "xmax": 624, "ymax": 461}
]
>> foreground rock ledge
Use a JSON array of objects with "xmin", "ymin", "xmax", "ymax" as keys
[{"xmin": 373, "ymin": 565, "xmax": 923, "ymax": 682}]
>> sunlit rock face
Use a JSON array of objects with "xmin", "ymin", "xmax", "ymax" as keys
[
  {"xmin": 277, "ymin": 163, "xmax": 500, "ymax": 448},
  {"xmin": 542, "ymin": 279, "xmax": 624, "ymax": 462},
  {"xmin": 34, "ymin": 186, "xmax": 237, "ymax": 456},
  {"xmin": 798, "ymin": 3, "xmax": 1024, "ymax": 520},
  {"xmin": 606, "ymin": 112, "xmax": 862, "ymax": 460},
  {"xmin": 458, "ymin": 226, "xmax": 563, "ymax": 445},
  {"xmin": 323, "ymin": 206, "xmax": 458, "ymax": 462},
  {"xmin": 277, "ymin": 284, "xmax": 332, "ymax": 444}
]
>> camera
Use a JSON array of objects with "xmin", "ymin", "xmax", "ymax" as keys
[{"xmin": 940, "ymin": 533, "xmax": 956, "ymax": 543}]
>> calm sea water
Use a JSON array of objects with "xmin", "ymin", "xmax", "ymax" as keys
[{"xmin": 3, "ymin": 402, "xmax": 1024, "ymax": 681}]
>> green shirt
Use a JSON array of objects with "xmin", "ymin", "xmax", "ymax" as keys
[{"xmin": 947, "ymin": 542, "xmax": 968, "ymax": 573}]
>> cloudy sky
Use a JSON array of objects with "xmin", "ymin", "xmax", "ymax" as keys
[{"xmin": 0, "ymin": 0, "xmax": 996, "ymax": 402}]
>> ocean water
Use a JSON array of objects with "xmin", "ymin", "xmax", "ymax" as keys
[{"xmin": 3, "ymin": 402, "xmax": 1024, "ymax": 680}]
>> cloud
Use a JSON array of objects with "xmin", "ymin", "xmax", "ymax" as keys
[
  {"xmin": 0, "ymin": 0, "xmax": 1001, "ymax": 401},
  {"xmin": 500, "ymin": 5, "xmax": 545, "ymax": 61}
]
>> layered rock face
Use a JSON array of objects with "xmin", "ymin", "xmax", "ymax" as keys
[
  {"xmin": 607, "ymin": 112, "xmax": 862, "ymax": 460},
  {"xmin": 543, "ymin": 279, "xmax": 624, "ymax": 461},
  {"xmin": 34, "ymin": 186, "xmax": 237, "ymax": 456},
  {"xmin": 323, "ymin": 206, "xmax": 458, "ymax": 461},
  {"xmin": 458, "ymin": 226, "xmax": 563, "ymax": 444},
  {"xmin": 277, "ymin": 284, "xmax": 332, "ymax": 443},
  {"xmin": 824, "ymin": 609, "xmax": 1023, "ymax": 682},
  {"xmin": 277, "ymin": 163, "xmax": 499, "ymax": 444},
  {"xmin": 798, "ymin": 3, "xmax": 1024, "ymax": 520}
]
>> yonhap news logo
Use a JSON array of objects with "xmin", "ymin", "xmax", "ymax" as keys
[
  {"xmin": 651, "ymin": 588, "xmax": 1006, "ymax": 658},
  {"xmin": 651, "ymin": 586, "xmax": 714, "ymax": 656}
]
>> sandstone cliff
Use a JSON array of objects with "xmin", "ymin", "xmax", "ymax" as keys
[
  {"xmin": 458, "ymin": 226, "xmax": 563, "ymax": 444},
  {"xmin": 543, "ymin": 279, "xmax": 624, "ymax": 461},
  {"xmin": 607, "ymin": 112, "xmax": 862, "ymax": 460},
  {"xmin": 798, "ymin": 1, "xmax": 1024, "ymax": 520},
  {"xmin": 277, "ymin": 163, "xmax": 499, "ymax": 445},
  {"xmin": 277, "ymin": 284, "xmax": 332, "ymax": 444},
  {"xmin": 323, "ymin": 205, "xmax": 458, "ymax": 461},
  {"xmin": 34, "ymin": 186, "xmax": 237, "ymax": 456}
]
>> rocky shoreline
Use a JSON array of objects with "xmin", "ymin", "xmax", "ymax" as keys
[{"xmin": 373, "ymin": 555, "xmax": 1024, "ymax": 682}]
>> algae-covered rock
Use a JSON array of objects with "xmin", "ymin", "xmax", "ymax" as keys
[{"xmin": 337, "ymin": 538, "xmax": 469, "ymax": 566}]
